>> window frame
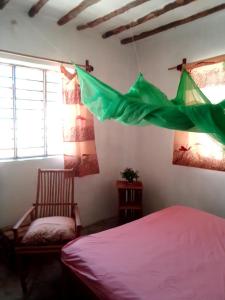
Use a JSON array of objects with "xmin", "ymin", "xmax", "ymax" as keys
[{"xmin": 0, "ymin": 60, "xmax": 63, "ymax": 160}]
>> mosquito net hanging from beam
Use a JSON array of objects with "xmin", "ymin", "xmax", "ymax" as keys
[{"xmin": 75, "ymin": 65, "xmax": 225, "ymax": 146}]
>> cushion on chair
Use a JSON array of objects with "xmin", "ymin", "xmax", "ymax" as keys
[{"xmin": 22, "ymin": 216, "xmax": 76, "ymax": 245}]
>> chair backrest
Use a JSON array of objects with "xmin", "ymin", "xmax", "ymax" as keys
[{"xmin": 35, "ymin": 169, "xmax": 74, "ymax": 218}]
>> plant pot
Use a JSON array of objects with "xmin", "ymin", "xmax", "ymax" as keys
[{"xmin": 127, "ymin": 179, "xmax": 134, "ymax": 183}]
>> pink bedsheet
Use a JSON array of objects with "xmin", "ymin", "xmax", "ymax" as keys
[{"xmin": 62, "ymin": 206, "xmax": 225, "ymax": 300}]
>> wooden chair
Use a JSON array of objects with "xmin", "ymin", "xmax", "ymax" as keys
[{"xmin": 13, "ymin": 168, "xmax": 81, "ymax": 293}]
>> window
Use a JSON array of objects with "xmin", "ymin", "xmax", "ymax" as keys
[
  {"xmin": 173, "ymin": 60, "xmax": 225, "ymax": 171},
  {"xmin": 0, "ymin": 61, "xmax": 63, "ymax": 159}
]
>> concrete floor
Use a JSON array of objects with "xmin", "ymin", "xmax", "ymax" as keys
[{"xmin": 0, "ymin": 217, "xmax": 118, "ymax": 300}]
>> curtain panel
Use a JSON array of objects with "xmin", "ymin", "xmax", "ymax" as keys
[
  {"xmin": 61, "ymin": 66, "xmax": 99, "ymax": 177},
  {"xmin": 173, "ymin": 61, "xmax": 225, "ymax": 171}
]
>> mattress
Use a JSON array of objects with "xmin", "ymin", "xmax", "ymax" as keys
[{"xmin": 61, "ymin": 205, "xmax": 225, "ymax": 300}]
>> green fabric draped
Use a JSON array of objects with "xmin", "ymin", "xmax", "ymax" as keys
[{"xmin": 75, "ymin": 66, "xmax": 225, "ymax": 145}]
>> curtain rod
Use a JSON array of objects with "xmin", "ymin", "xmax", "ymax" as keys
[
  {"xmin": 0, "ymin": 49, "xmax": 94, "ymax": 72},
  {"xmin": 168, "ymin": 54, "xmax": 225, "ymax": 71}
]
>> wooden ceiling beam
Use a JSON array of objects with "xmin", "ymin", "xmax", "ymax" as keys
[
  {"xmin": 103, "ymin": 0, "xmax": 197, "ymax": 39},
  {"xmin": 28, "ymin": 0, "xmax": 49, "ymax": 17},
  {"xmin": 0, "ymin": 0, "xmax": 9, "ymax": 9},
  {"xmin": 77, "ymin": 0, "xmax": 150, "ymax": 31},
  {"xmin": 58, "ymin": 0, "xmax": 101, "ymax": 26},
  {"xmin": 121, "ymin": 3, "xmax": 225, "ymax": 44}
]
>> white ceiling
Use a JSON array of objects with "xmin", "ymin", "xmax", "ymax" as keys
[{"xmin": 4, "ymin": 0, "xmax": 225, "ymax": 41}]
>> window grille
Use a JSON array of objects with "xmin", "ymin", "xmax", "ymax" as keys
[{"xmin": 0, "ymin": 61, "xmax": 63, "ymax": 159}]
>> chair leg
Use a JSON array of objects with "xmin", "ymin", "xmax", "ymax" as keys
[
  {"xmin": 61, "ymin": 262, "xmax": 71, "ymax": 299},
  {"xmin": 16, "ymin": 254, "xmax": 28, "ymax": 295}
]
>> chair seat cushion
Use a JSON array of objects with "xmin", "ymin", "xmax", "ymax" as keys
[{"xmin": 22, "ymin": 216, "xmax": 76, "ymax": 245}]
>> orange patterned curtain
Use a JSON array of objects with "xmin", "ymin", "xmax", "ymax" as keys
[
  {"xmin": 190, "ymin": 62, "xmax": 225, "ymax": 88},
  {"xmin": 60, "ymin": 66, "xmax": 99, "ymax": 177},
  {"xmin": 173, "ymin": 61, "xmax": 225, "ymax": 171}
]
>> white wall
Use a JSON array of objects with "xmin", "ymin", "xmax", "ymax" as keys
[
  {"xmin": 0, "ymin": 6, "xmax": 139, "ymax": 227},
  {"xmin": 134, "ymin": 10, "xmax": 225, "ymax": 218}
]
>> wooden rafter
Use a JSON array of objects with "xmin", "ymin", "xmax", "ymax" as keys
[
  {"xmin": 121, "ymin": 3, "xmax": 225, "ymax": 44},
  {"xmin": 102, "ymin": 0, "xmax": 196, "ymax": 39},
  {"xmin": 58, "ymin": 0, "xmax": 101, "ymax": 26},
  {"xmin": 77, "ymin": 0, "xmax": 150, "ymax": 31},
  {"xmin": 0, "ymin": 0, "xmax": 9, "ymax": 9},
  {"xmin": 28, "ymin": 0, "xmax": 49, "ymax": 17}
]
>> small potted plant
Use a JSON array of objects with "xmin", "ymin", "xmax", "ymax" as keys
[{"xmin": 121, "ymin": 168, "xmax": 139, "ymax": 183}]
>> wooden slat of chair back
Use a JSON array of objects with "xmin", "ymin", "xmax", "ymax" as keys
[{"xmin": 35, "ymin": 169, "xmax": 74, "ymax": 218}]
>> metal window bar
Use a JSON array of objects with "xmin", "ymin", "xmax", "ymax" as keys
[
  {"xmin": 15, "ymin": 64, "xmax": 44, "ymax": 159},
  {"xmin": 43, "ymin": 69, "xmax": 47, "ymax": 156},
  {"xmin": 12, "ymin": 65, "xmax": 17, "ymax": 158}
]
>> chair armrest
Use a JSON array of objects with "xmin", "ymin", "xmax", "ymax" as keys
[{"xmin": 13, "ymin": 206, "xmax": 35, "ymax": 242}]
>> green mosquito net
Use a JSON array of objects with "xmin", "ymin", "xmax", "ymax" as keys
[{"xmin": 75, "ymin": 66, "xmax": 225, "ymax": 145}]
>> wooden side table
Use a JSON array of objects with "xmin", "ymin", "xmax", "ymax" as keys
[{"xmin": 116, "ymin": 180, "xmax": 143, "ymax": 223}]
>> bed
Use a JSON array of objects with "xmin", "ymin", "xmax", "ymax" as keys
[{"xmin": 61, "ymin": 205, "xmax": 225, "ymax": 300}]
